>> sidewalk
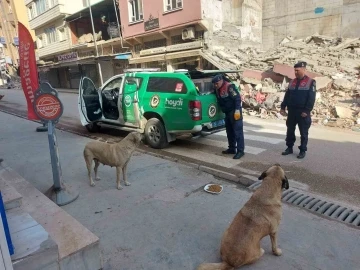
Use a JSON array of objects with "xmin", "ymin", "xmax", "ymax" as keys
[{"xmin": 0, "ymin": 111, "xmax": 359, "ymax": 270}]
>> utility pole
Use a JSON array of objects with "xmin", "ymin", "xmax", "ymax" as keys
[{"xmin": 87, "ymin": 0, "xmax": 103, "ymax": 85}]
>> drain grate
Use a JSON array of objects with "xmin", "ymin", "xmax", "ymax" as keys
[{"xmin": 248, "ymin": 182, "xmax": 360, "ymax": 228}]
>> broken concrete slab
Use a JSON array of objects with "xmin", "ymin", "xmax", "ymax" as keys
[
  {"xmin": 314, "ymin": 77, "xmax": 332, "ymax": 91},
  {"xmin": 261, "ymin": 87, "xmax": 277, "ymax": 93},
  {"xmin": 333, "ymin": 78, "xmax": 355, "ymax": 91},
  {"xmin": 242, "ymin": 77, "xmax": 262, "ymax": 85},
  {"xmin": 282, "ymin": 41, "xmax": 309, "ymax": 50},
  {"xmin": 242, "ymin": 69, "xmax": 284, "ymax": 83},
  {"xmin": 335, "ymin": 106, "xmax": 354, "ymax": 118},
  {"xmin": 216, "ymin": 50, "xmax": 232, "ymax": 60},
  {"xmin": 273, "ymin": 63, "xmax": 322, "ymax": 79},
  {"xmin": 332, "ymin": 38, "xmax": 360, "ymax": 51},
  {"xmin": 227, "ymin": 58, "xmax": 242, "ymax": 66}
]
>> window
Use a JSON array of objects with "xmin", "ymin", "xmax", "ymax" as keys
[
  {"xmin": 146, "ymin": 77, "xmax": 187, "ymax": 94},
  {"xmin": 35, "ymin": 0, "xmax": 46, "ymax": 16},
  {"xmin": 128, "ymin": 0, "xmax": 143, "ymax": 23},
  {"xmin": 103, "ymin": 77, "xmax": 123, "ymax": 92},
  {"xmin": 143, "ymin": 39, "xmax": 166, "ymax": 49},
  {"xmin": 49, "ymin": 0, "xmax": 58, "ymax": 8},
  {"xmin": 36, "ymin": 35, "xmax": 43, "ymax": 48},
  {"xmin": 58, "ymin": 27, "xmax": 66, "ymax": 41},
  {"xmin": 124, "ymin": 77, "xmax": 143, "ymax": 90},
  {"xmin": 164, "ymin": 0, "xmax": 182, "ymax": 12},
  {"xmin": 45, "ymin": 26, "xmax": 57, "ymax": 44},
  {"xmin": 28, "ymin": 6, "xmax": 35, "ymax": 19}
]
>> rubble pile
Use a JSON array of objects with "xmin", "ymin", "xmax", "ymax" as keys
[{"xmin": 207, "ymin": 34, "xmax": 360, "ymax": 130}]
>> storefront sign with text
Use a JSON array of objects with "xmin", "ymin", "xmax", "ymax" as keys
[{"xmin": 58, "ymin": 52, "xmax": 78, "ymax": 62}]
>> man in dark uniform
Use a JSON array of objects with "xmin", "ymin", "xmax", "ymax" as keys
[
  {"xmin": 212, "ymin": 74, "xmax": 245, "ymax": 159},
  {"xmin": 280, "ymin": 61, "xmax": 316, "ymax": 159}
]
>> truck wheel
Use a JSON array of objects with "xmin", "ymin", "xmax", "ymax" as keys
[
  {"xmin": 145, "ymin": 118, "xmax": 168, "ymax": 149},
  {"xmin": 85, "ymin": 123, "xmax": 100, "ymax": 133}
]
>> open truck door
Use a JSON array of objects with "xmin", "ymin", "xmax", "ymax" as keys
[{"xmin": 78, "ymin": 77, "xmax": 103, "ymax": 131}]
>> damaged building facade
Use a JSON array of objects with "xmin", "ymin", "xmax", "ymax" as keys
[{"xmin": 118, "ymin": 0, "xmax": 263, "ymax": 71}]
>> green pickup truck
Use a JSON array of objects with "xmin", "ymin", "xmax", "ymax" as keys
[{"xmin": 78, "ymin": 69, "xmax": 239, "ymax": 149}]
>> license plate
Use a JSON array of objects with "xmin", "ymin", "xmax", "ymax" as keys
[{"xmin": 211, "ymin": 119, "xmax": 225, "ymax": 128}]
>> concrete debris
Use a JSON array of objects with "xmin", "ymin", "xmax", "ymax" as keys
[
  {"xmin": 333, "ymin": 78, "xmax": 355, "ymax": 91},
  {"xmin": 204, "ymin": 33, "xmax": 360, "ymax": 129},
  {"xmin": 314, "ymin": 77, "xmax": 333, "ymax": 91},
  {"xmin": 335, "ymin": 106, "xmax": 354, "ymax": 119}
]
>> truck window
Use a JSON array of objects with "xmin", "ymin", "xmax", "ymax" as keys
[
  {"xmin": 193, "ymin": 79, "xmax": 214, "ymax": 95},
  {"xmin": 146, "ymin": 77, "xmax": 188, "ymax": 94},
  {"xmin": 124, "ymin": 77, "xmax": 143, "ymax": 90}
]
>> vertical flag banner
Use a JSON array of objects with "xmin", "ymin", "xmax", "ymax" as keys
[{"xmin": 18, "ymin": 22, "xmax": 40, "ymax": 120}]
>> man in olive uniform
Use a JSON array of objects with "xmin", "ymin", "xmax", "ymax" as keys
[
  {"xmin": 212, "ymin": 74, "xmax": 245, "ymax": 159},
  {"xmin": 280, "ymin": 62, "xmax": 316, "ymax": 159}
]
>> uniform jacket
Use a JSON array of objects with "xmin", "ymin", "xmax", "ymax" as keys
[
  {"xmin": 215, "ymin": 81, "xmax": 241, "ymax": 114},
  {"xmin": 281, "ymin": 75, "xmax": 316, "ymax": 113}
]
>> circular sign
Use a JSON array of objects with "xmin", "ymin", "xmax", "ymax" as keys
[
  {"xmin": 208, "ymin": 104, "xmax": 217, "ymax": 118},
  {"xmin": 150, "ymin": 95, "xmax": 160, "ymax": 108},
  {"xmin": 124, "ymin": 95, "xmax": 132, "ymax": 107},
  {"xmin": 34, "ymin": 93, "xmax": 63, "ymax": 121}
]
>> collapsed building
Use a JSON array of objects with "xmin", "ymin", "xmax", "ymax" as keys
[{"xmin": 204, "ymin": 35, "xmax": 360, "ymax": 130}]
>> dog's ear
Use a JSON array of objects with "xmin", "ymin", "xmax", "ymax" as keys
[
  {"xmin": 258, "ymin": 170, "xmax": 267, "ymax": 180},
  {"xmin": 282, "ymin": 175, "xmax": 289, "ymax": 190}
]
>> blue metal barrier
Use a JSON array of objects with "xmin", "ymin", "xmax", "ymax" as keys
[{"xmin": 0, "ymin": 191, "xmax": 14, "ymax": 255}]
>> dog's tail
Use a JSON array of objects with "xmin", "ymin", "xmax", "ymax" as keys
[{"xmin": 197, "ymin": 262, "xmax": 234, "ymax": 270}]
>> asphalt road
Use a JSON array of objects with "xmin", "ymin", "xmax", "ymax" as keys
[
  {"xmin": 1, "ymin": 88, "xmax": 360, "ymax": 207},
  {"xmin": 0, "ymin": 111, "xmax": 359, "ymax": 270}
]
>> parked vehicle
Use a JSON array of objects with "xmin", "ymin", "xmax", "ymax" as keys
[{"xmin": 78, "ymin": 69, "xmax": 239, "ymax": 149}]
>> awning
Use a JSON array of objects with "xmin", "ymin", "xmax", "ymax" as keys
[
  {"xmin": 129, "ymin": 49, "xmax": 202, "ymax": 64},
  {"xmin": 114, "ymin": 53, "xmax": 132, "ymax": 60},
  {"xmin": 129, "ymin": 54, "xmax": 165, "ymax": 64},
  {"xmin": 165, "ymin": 49, "xmax": 201, "ymax": 60}
]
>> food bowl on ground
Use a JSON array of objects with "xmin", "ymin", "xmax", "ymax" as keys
[{"xmin": 204, "ymin": 184, "xmax": 223, "ymax": 194}]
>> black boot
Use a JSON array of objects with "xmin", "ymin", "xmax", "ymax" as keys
[
  {"xmin": 281, "ymin": 147, "xmax": 293, "ymax": 155},
  {"xmin": 233, "ymin": 151, "xmax": 245, "ymax": 159},
  {"xmin": 297, "ymin": 151, "xmax": 306, "ymax": 159},
  {"xmin": 222, "ymin": 149, "xmax": 236, "ymax": 155}
]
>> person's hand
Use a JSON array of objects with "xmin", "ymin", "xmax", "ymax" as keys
[
  {"xmin": 280, "ymin": 109, "xmax": 286, "ymax": 116},
  {"xmin": 301, "ymin": 112, "xmax": 307, "ymax": 117},
  {"xmin": 234, "ymin": 110, "xmax": 241, "ymax": 120}
]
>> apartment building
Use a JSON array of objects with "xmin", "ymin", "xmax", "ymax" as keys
[
  {"xmin": 27, "ymin": 0, "xmax": 129, "ymax": 88},
  {"xmin": 116, "ymin": 0, "xmax": 263, "ymax": 71},
  {"xmin": 25, "ymin": 0, "xmax": 91, "ymax": 88},
  {"xmin": 0, "ymin": 0, "xmax": 33, "ymax": 74}
]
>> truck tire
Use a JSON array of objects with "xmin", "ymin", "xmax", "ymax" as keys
[
  {"xmin": 85, "ymin": 122, "xmax": 100, "ymax": 133},
  {"xmin": 145, "ymin": 118, "xmax": 168, "ymax": 149}
]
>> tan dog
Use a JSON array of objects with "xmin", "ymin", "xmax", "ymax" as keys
[
  {"xmin": 83, "ymin": 132, "xmax": 143, "ymax": 190},
  {"xmin": 198, "ymin": 164, "xmax": 289, "ymax": 270}
]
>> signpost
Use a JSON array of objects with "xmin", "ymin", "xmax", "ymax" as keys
[{"xmin": 33, "ymin": 83, "xmax": 79, "ymax": 206}]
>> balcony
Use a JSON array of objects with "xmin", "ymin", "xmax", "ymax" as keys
[
  {"xmin": 29, "ymin": 4, "xmax": 69, "ymax": 30},
  {"xmin": 37, "ymin": 40, "xmax": 71, "ymax": 58}
]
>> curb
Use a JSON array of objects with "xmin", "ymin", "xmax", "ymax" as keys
[
  {"xmin": 0, "ymin": 107, "xmax": 257, "ymax": 188},
  {"xmin": 136, "ymin": 148, "xmax": 257, "ymax": 187}
]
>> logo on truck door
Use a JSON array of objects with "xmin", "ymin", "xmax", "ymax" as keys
[
  {"xmin": 124, "ymin": 95, "xmax": 132, "ymax": 107},
  {"xmin": 208, "ymin": 104, "xmax": 217, "ymax": 118},
  {"xmin": 150, "ymin": 95, "xmax": 160, "ymax": 108}
]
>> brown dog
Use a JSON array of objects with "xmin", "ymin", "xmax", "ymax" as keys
[
  {"xmin": 83, "ymin": 132, "xmax": 143, "ymax": 189},
  {"xmin": 197, "ymin": 164, "xmax": 289, "ymax": 270}
]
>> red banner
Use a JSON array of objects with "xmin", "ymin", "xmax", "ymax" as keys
[{"xmin": 18, "ymin": 22, "xmax": 40, "ymax": 120}]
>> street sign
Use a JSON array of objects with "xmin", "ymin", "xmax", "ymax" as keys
[
  {"xmin": 33, "ymin": 83, "xmax": 79, "ymax": 206},
  {"xmin": 34, "ymin": 93, "xmax": 63, "ymax": 121}
]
